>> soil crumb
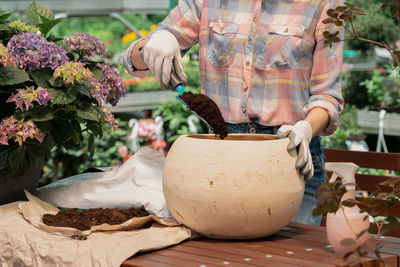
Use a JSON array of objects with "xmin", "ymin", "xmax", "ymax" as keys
[
  {"xmin": 42, "ymin": 207, "xmax": 149, "ymax": 231},
  {"xmin": 68, "ymin": 233, "xmax": 88, "ymax": 240},
  {"xmin": 180, "ymin": 91, "xmax": 228, "ymax": 139}
]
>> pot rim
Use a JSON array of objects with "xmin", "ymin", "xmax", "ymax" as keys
[{"xmin": 185, "ymin": 133, "xmax": 277, "ymax": 141}]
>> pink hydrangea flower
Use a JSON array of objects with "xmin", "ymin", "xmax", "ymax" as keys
[
  {"xmin": 6, "ymin": 86, "xmax": 51, "ymax": 112},
  {"xmin": 99, "ymin": 107, "xmax": 118, "ymax": 130},
  {"xmin": 0, "ymin": 116, "xmax": 45, "ymax": 146},
  {"xmin": 0, "ymin": 43, "xmax": 17, "ymax": 67}
]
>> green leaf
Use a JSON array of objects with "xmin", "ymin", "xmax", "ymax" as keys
[
  {"xmin": 0, "ymin": 65, "xmax": 31, "ymax": 86},
  {"xmin": 86, "ymin": 121, "xmax": 103, "ymax": 137},
  {"xmin": 90, "ymin": 67, "xmax": 103, "ymax": 81},
  {"xmin": 58, "ymin": 120, "xmax": 81, "ymax": 145},
  {"xmin": 76, "ymin": 105, "xmax": 98, "ymax": 121},
  {"xmin": 8, "ymin": 145, "xmax": 29, "ymax": 177},
  {"xmin": 25, "ymin": 0, "xmax": 54, "ymax": 26},
  {"xmin": 30, "ymin": 106, "xmax": 54, "ymax": 121},
  {"xmin": 47, "ymin": 88, "xmax": 76, "ymax": 104},
  {"xmin": 46, "ymin": 34, "xmax": 63, "ymax": 43},
  {"xmin": 75, "ymin": 83, "xmax": 91, "ymax": 97},
  {"xmin": 26, "ymin": 142, "xmax": 52, "ymax": 158},
  {"xmin": 88, "ymin": 134, "xmax": 95, "ymax": 159},
  {"xmin": 37, "ymin": 16, "xmax": 63, "ymax": 37},
  {"xmin": 29, "ymin": 67, "xmax": 53, "ymax": 88},
  {"xmin": 0, "ymin": 12, "xmax": 12, "ymax": 23},
  {"xmin": 0, "ymin": 23, "xmax": 10, "ymax": 31},
  {"xmin": 48, "ymin": 77, "xmax": 64, "ymax": 88}
]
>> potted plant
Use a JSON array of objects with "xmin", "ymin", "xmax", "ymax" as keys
[
  {"xmin": 313, "ymin": 172, "xmax": 400, "ymax": 265},
  {"xmin": 0, "ymin": 1, "xmax": 126, "ymax": 204}
]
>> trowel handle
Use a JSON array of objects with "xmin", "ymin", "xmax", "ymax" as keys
[{"xmin": 170, "ymin": 70, "xmax": 183, "ymax": 90}]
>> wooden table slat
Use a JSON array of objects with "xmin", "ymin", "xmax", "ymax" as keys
[
  {"xmin": 123, "ymin": 223, "xmax": 400, "ymax": 267},
  {"xmin": 183, "ymin": 240, "xmax": 337, "ymax": 267},
  {"xmin": 122, "ymin": 256, "xmax": 181, "ymax": 267}
]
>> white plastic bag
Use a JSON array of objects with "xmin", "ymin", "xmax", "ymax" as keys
[{"xmin": 37, "ymin": 147, "xmax": 171, "ymax": 218}]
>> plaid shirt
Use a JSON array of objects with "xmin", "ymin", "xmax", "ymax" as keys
[{"xmin": 124, "ymin": 0, "xmax": 344, "ymax": 135}]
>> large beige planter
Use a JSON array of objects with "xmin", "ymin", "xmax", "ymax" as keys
[{"xmin": 162, "ymin": 134, "xmax": 304, "ymax": 239}]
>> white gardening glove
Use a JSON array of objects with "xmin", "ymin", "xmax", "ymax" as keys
[
  {"xmin": 276, "ymin": 121, "xmax": 314, "ymax": 181},
  {"xmin": 141, "ymin": 30, "xmax": 187, "ymax": 88}
]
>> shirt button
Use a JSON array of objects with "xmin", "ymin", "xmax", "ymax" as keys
[
  {"xmin": 245, "ymin": 61, "xmax": 251, "ymax": 67},
  {"xmin": 242, "ymin": 108, "xmax": 247, "ymax": 113},
  {"xmin": 253, "ymin": 17, "xmax": 258, "ymax": 22}
]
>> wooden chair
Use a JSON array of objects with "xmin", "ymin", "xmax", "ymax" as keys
[{"xmin": 322, "ymin": 148, "xmax": 400, "ymax": 237}]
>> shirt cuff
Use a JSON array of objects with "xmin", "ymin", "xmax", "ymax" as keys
[
  {"xmin": 303, "ymin": 98, "xmax": 339, "ymax": 136},
  {"xmin": 123, "ymin": 39, "xmax": 150, "ymax": 77}
]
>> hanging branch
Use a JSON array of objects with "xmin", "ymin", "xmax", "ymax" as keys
[{"xmin": 323, "ymin": 1, "xmax": 400, "ymax": 69}]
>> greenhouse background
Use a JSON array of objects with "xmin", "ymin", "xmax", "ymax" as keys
[{"xmin": 1, "ymin": 0, "xmax": 399, "ymax": 185}]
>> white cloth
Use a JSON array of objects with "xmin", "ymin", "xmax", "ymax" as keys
[{"xmin": 37, "ymin": 147, "xmax": 171, "ymax": 218}]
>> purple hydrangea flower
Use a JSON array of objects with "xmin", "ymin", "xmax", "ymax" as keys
[
  {"xmin": 98, "ymin": 62, "xmax": 126, "ymax": 106},
  {"xmin": 63, "ymin": 33, "xmax": 108, "ymax": 58},
  {"xmin": 88, "ymin": 77, "xmax": 103, "ymax": 105},
  {"xmin": 36, "ymin": 87, "xmax": 51, "ymax": 105},
  {"xmin": 7, "ymin": 32, "xmax": 68, "ymax": 71}
]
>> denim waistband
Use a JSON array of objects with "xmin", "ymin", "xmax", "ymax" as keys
[{"xmin": 226, "ymin": 122, "xmax": 280, "ymax": 135}]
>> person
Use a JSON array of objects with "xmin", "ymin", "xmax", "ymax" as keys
[{"xmin": 123, "ymin": 0, "xmax": 344, "ymax": 225}]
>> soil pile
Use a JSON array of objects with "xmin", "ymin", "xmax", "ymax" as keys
[
  {"xmin": 180, "ymin": 91, "xmax": 228, "ymax": 139},
  {"xmin": 42, "ymin": 207, "xmax": 149, "ymax": 231}
]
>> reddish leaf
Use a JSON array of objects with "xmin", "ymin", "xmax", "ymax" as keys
[
  {"xmin": 341, "ymin": 238, "xmax": 356, "ymax": 248},
  {"xmin": 336, "ymin": 6, "xmax": 348, "ymax": 12},
  {"xmin": 327, "ymin": 8, "xmax": 336, "ymax": 16},
  {"xmin": 381, "ymin": 1, "xmax": 397, "ymax": 8},
  {"xmin": 346, "ymin": 253, "xmax": 361, "ymax": 266}
]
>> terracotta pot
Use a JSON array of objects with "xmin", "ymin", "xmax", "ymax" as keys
[
  {"xmin": 162, "ymin": 134, "xmax": 304, "ymax": 239},
  {"xmin": 0, "ymin": 157, "xmax": 44, "ymax": 205}
]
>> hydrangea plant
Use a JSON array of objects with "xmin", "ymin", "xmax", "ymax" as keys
[{"xmin": 0, "ymin": 1, "xmax": 126, "ymax": 177}]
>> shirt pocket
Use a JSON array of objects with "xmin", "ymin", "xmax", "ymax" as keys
[
  {"xmin": 254, "ymin": 24, "xmax": 313, "ymax": 70},
  {"xmin": 206, "ymin": 21, "xmax": 239, "ymax": 67}
]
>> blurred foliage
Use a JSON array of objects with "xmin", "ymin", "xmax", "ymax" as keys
[
  {"xmin": 41, "ymin": 119, "xmax": 131, "ymax": 185},
  {"xmin": 322, "ymin": 105, "xmax": 363, "ymax": 149},
  {"xmin": 344, "ymin": 0, "xmax": 400, "ymax": 52},
  {"xmin": 359, "ymin": 66, "xmax": 400, "ymax": 110},
  {"xmin": 335, "ymin": 0, "xmax": 400, "ymax": 109}
]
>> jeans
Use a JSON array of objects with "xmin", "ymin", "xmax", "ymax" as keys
[{"xmin": 226, "ymin": 122, "xmax": 326, "ymax": 225}]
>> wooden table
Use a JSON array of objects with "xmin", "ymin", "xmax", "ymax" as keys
[{"xmin": 122, "ymin": 222, "xmax": 400, "ymax": 267}]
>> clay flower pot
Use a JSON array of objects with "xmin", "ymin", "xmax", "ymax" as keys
[{"xmin": 162, "ymin": 134, "xmax": 304, "ymax": 239}]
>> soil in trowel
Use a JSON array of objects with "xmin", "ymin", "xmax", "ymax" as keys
[
  {"xmin": 180, "ymin": 91, "xmax": 228, "ymax": 139},
  {"xmin": 42, "ymin": 207, "xmax": 149, "ymax": 231}
]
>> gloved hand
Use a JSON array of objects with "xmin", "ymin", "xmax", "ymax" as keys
[
  {"xmin": 276, "ymin": 120, "xmax": 313, "ymax": 181},
  {"xmin": 141, "ymin": 30, "xmax": 187, "ymax": 88}
]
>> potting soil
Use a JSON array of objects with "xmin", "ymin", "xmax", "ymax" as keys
[
  {"xmin": 180, "ymin": 91, "xmax": 228, "ymax": 139},
  {"xmin": 42, "ymin": 207, "xmax": 149, "ymax": 231}
]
